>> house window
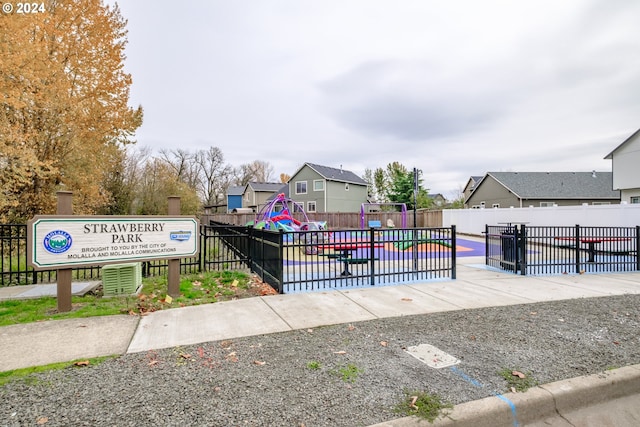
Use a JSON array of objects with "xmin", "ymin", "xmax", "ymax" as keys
[
  {"xmin": 631, "ymin": 197, "xmax": 640, "ymax": 204},
  {"xmin": 540, "ymin": 202, "xmax": 554, "ymax": 207},
  {"xmin": 307, "ymin": 201, "xmax": 316, "ymax": 212},
  {"xmin": 345, "ymin": 183, "xmax": 350, "ymax": 191},
  {"xmin": 295, "ymin": 181, "xmax": 307, "ymax": 194},
  {"xmin": 592, "ymin": 202, "xmax": 610, "ymax": 205},
  {"xmin": 313, "ymin": 180, "xmax": 324, "ymax": 191}
]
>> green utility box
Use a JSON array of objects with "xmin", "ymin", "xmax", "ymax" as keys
[{"xmin": 101, "ymin": 262, "xmax": 142, "ymax": 296}]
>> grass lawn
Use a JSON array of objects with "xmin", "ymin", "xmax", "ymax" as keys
[{"xmin": 0, "ymin": 270, "xmax": 277, "ymax": 327}]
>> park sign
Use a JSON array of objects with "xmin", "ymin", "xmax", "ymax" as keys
[{"xmin": 27, "ymin": 216, "xmax": 199, "ymax": 269}]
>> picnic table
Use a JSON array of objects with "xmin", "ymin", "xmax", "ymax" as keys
[
  {"xmin": 555, "ymin": 237, "xmax": 631, "ymax": 263},
  {"xmin": 320, "ymin": 242, "xmax": 382, "ymax": 276}
]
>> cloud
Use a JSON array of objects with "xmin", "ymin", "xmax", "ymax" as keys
[{"xmin": 319, "ymin": 60, "xmax": 515, "ymax": 141}]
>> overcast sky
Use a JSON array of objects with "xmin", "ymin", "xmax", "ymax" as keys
[{"xmin": 116, "ymin": 0, "xmax": 640, "ymax": 197}]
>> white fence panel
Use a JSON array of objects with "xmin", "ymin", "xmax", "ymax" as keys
[{"xmin": 443, "ymin": 204, "xmax": 640, "ymax": 235}]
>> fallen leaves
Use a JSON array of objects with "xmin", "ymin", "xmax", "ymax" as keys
[
  {"xmin": 73, "ymin": 360, "xmax": 90, "ymax": 367},
  {"xmin": 512, "ymin": 370, "xmax": 526, "ymax": 379},
  {"xmin": 409, "ymin": 395, "xmax": 419, "ymax": 410},
  {"xmin": 253, "ymin": 360, "xmax": 266, "ymax": 366},
  {"xmin": 36, "ymin": 416, "xmax": 48, "ymax": 425}
]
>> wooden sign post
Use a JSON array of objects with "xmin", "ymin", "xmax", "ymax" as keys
[
  {"xmin": 56, "ymin": 191, "xmax": 73, "ymax": 312},
  {"xmin": 167, "ymin": 196, "xmax": 181, "ymax": 297}
]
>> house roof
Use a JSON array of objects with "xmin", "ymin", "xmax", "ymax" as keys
[
  {"xmin": 226, "ymin": 185, "xmax": 246, "ymax": 196},
  {"xmin": 293, "ymin": 162, "xmax": 367, "ymax": 185},
  {"xmin": 485, "ymin": 172, "xmax": 619, "ymax": 199},
  {"xmin": 246, "ymin": 182, "xmax": 284, "ymax": 192},
  {"xmin": 266, "ymin": 185, "xmax": 289, "ymax": 201},
  {"xmin": 604, "ymin": 128, "xmax": 640, "ymax": 159}
]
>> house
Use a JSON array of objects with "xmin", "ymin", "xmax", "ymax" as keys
[
  {"xmin": 226, "ymin": 185, "xmax": 246, "ymax": 212},
  {"xmin": 427, "ymin": 193, "xmax": 447, "ymax": 207},
  {"xmin": 605, "ymin": 128, "xmax": 640, "ymax": 204},
  {"xmin": 243, "ymin": 182, "xmax": 284, "ymax": 210},
  {"xmin": 288, "ymin": 163, "xmax": 368, "ymax": 213},
  {"xmin": 462, "ymin": 176, "xmax": 483, "ymax": 204},
  {"xmin": 465, "ymin": 172, "xmax": 620, "ymax": 209}
]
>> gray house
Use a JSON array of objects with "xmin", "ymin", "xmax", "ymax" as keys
[
  {"xmin": 288, "ymin": 163, "xmax": 368, "ymax": 213},
  {"xmin": 244, "ymin": 182, "xmax": 284, "ymax": 210},
  {"xmin": 462, "ymin": 176, "xmax": 483, "ymax": 202},
  {"xmin": 465, "ymin": 172, "xmax": 620, "ymax": 209},
  {"xmin": 605, "ymin": 128, "xmax": 640, "ymax": 204}
]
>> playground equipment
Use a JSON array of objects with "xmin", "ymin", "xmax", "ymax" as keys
[
  {"xmin": 250, "ymin": 193, "xmax": 327, "ymax": 233},
  {"xmin": 360, "ymin": 203, "xmax": 407, "ymax": 229}
]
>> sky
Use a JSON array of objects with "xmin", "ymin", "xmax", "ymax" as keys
[{"xmin": 115, "ymin": 0, "xmax": 640, "ymax": 198}]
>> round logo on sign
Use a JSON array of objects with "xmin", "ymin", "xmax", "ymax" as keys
[{"xmin": 43, "ymin": 230, "xmax": 73, "ymax": 254}]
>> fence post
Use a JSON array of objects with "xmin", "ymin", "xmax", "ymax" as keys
[
  {"xmin": 278, "ymin": 229, "xmax": 284, "ymax": 294},
  {"xmin": 167, "ymin": 196, "xmax": 181, "ymax": 297},
  {"xmin": 369, "ymin": 227, "xmax": 376, "ymax": 286},
  {"xmin": 636, "ymin": 226, "xmax": 640, "ymax": 272},
  {"xmin": 519, "ymin": 224, "xmax": 527, "ymax": 275},
  {"xmin": 484, "ymin": 224, "xmax": 489, "ymax": 266},
  {"xmin": 575, "ymin": 224, "xmax": 581, "ymax": 273},
  {"xmin": 451, "ymin": 225, "xmax": 456, "ymax": 280},
  {"xmin": 56, "ymin": 191, "xmax": 73, "ymax": 313}
]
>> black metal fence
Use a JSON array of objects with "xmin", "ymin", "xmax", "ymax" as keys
[
  {"xmin": 486, "ymin": 224, "xmax": 640, "ymax": 275},
  {"xmin": 280, "ymin": 227, "xmax": 456, "ymax": 292},
  {"xmin": 1, "ymin": 224, "xmax": 102, "ymax": 286},
  {"xmin": 2, "ymin": 222, "xmax": 456, "ymax": 293}
]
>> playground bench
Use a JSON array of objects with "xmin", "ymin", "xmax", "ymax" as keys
[{"xmin": 368, "ymin": 220, "xmax": 382, "ymax": 228}]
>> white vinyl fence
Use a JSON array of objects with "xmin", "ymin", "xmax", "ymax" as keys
[{"xmin": 443, "ymin": 203, "xmax": 640, "ymax": 235}]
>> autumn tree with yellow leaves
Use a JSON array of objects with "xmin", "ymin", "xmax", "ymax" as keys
[{"xmin": 0, "ymin": 0, "xmax": 143, "ymax": 222}]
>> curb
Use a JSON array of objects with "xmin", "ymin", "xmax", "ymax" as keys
[{"xmin": 369, "ymin": 364, "xmax": 640, "ymax": 427}]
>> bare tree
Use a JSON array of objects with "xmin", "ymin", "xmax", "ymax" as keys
[
  {"xmin": 158, "ymin": 148, "xmax": 200, "ymax": 190},
  {"xmin": 195, "ymin": 147, "xmax": 234, "ymax": 206},
  {"xmin": 236, "ymin": 160, "xmax": 275, "ymax": 185}
]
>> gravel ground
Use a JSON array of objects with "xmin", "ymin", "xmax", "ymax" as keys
[{"xmin": 1, "ymin": 294, "xmax": 639, "ymax": 427}]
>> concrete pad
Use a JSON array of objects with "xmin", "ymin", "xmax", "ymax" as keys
[
  {"xmin": 262, "ymin": 291, "xmax": 377, "ymax": 330},
  {"xmin": 0, "ymin": 282, "xmax": 100, "ymax": 300},
  {"xmin": 0, "ymin": 285, "xmax": 37, "ymax": 300},
  {"xmin": 0, "ymin": 315, "xmax": 139, "ymax": 372},
  {"xmin": 410, "ymin": 281, "xmax": 533, "ymax": 309},
  {"xmin": 455, "ymin": 264, "xmax": 516, "ymax": 280},
  {"xmin": 471, "ymin": 276, "xmax": 607, "ymax": 301},
  {"xmin": 127, "ymin": 298, "xmax": 291, "ymax": 353},
  {"xmin": 341, "ymin": 285, "xmax": 460, "ymax": 318}
]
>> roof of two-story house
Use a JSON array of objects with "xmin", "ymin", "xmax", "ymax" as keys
[
  {"xmin": 465, "ymin": 172, "xmax": 620, "ymax": 208},
  {"xmin": 605, "ymin": 128, "xmax": 640, "ymax": 204},
  {"xmin": 288, "ymin": 162, "xmax": 368, "ymax": 213}
]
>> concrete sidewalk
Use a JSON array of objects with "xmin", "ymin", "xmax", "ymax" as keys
[{"xmin": 1, "ymin": 258, "xmax": 640, "ymax": 425}]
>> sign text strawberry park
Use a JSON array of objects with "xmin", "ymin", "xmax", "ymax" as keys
[{"xmin": 27, "ymin": 216, "xmax": 200, "ymax": 269}]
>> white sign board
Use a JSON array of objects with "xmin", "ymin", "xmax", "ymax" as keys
[{"xmin": 28, "ymin": 216, "xmax": 199, "ymax": 269}]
